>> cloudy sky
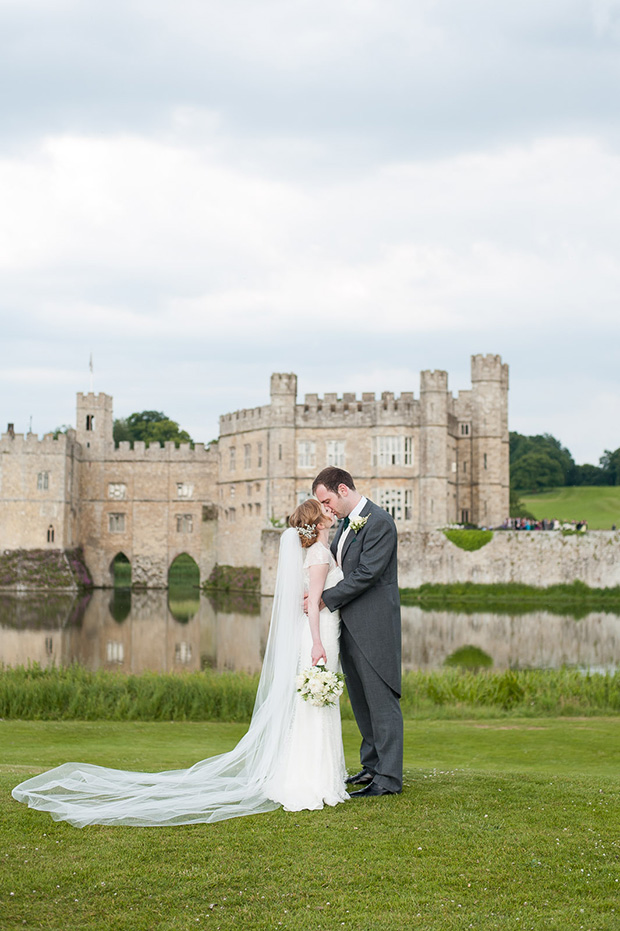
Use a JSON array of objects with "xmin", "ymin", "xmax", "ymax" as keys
[{"xmin": 1, "ymin": 0, "xmax": 618, "ymax": 463}]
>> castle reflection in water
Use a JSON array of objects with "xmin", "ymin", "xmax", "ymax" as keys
[{"xmin": 1, "ymin": 589, "xmax": 619, "ymax": 674}]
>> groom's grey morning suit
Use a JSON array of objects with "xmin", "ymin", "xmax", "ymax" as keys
[{"xmin": 322, "ymin": 499, "xmax": 403, "ymax": 793}]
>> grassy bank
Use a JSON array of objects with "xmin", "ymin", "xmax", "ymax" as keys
[
  {"xmin": 400, "ymin": 580, "xmax": 620, "ymax": 618},
  {"xmin": 519, "ymin": 485, "xmax": 620, "ymax": 530},
  {"xmin": 2, "ymin": 718, "xmax": 619, "ymax": 930},
  {"xmin": 2, "ymin": 665, "xmax": 620, "ymax": 721}
]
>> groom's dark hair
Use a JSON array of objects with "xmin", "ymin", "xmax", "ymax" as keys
[{"xmin": 312, "ymin": 467, "xmax": 356, "ymax": 494}]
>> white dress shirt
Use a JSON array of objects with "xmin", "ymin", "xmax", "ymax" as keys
[{"xmin": 336, "ymin": 496, "xmax": 368, "ymax": 567}]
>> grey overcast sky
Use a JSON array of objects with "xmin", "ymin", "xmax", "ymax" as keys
[{"xmin": 1, "ymin": 0, "xmax": 619, "ymax": 463}]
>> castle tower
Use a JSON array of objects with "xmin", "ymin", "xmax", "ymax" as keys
[
  {"xmin": 470, "ymin": 354, "xmax": 509, "ymax": 526},
  {"xmin": 419, "ymin": 370, "xmax": 449, "ymax": 530},
  {"xmin": 266, "ymin": 373, "xmax": 297, "ymax": 521},
  {"xmin": 75, "ymin": 393, "xmax": 114, "ymax": 459}
]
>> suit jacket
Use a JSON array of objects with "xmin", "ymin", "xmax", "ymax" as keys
[{"xmin": 322, "ymin": 499, "xmax": 401, "ymax": 695}]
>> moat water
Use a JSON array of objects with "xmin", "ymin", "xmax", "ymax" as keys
[{"xmin": 1, "ymin": 588, "xmax": 619, "ymax": 674}]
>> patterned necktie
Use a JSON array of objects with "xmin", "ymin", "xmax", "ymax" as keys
[{"xmin": 342, "ymin": 516, "xmax": 350, "ymax": 530}]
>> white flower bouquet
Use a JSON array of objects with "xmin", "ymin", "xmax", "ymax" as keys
[{"xmin": 296, "ymin": 660, "xmax": 345, "ymax": 707}]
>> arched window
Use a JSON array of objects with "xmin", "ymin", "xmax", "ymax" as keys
[{"xmin": 47, "ymin": 525, "xmax": 55, "ymax": 543}]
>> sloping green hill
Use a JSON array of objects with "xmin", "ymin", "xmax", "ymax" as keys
[{"xmin": 519, "ymin": 486, "xmax": 620, "ymax": 529}]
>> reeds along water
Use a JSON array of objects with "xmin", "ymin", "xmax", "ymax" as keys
[{"xmin": 1, "ymin": 665, "xmax": 619, "ymax": 722}]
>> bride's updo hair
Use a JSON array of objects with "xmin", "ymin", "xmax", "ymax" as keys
[{"xmin": 289, "ymin": 499, "xmax": 326, "ymax": 548}]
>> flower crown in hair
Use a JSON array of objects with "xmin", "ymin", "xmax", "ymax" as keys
[{"xmin": 297, "ymin": 523, "xmax": 317, "ymax": 540}]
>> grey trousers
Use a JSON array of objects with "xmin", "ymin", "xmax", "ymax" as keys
[{"xmin": 340, "ymin": 624, "xmax": 403, "ymax": 792}]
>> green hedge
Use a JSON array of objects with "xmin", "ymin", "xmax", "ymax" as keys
[
  {"xmin": 443, "ymin": 529, "xmax": 494, "ymax": 551},
  {"xmin": 2, "ymin": 665, "xmax": 619, "ymax": 721},
  {"xmin": 203, "ymin": 564, "xmax": 260, "ymax": 592}
]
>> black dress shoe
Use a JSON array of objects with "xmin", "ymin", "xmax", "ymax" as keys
[
  {"xmin": 349, "ymin": 782, "xmax": 401, "ymax": 798},
  {"xmin": 345, "ymin": 770, "xmax": 374, "ymax": 786}
]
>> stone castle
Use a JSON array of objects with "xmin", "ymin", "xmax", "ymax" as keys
[{"xmin": 0, "ymin": 354, "xmax": 509, "ymax": 587}]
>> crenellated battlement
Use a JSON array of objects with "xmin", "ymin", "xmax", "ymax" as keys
[
  {"xmin": 420, "ymin": 369, "xmax": 448, "ymax": 392},
  {"xmin": 219, "ymin": 406, "xmax": 267, "ymax": 436},
  {"xmin": 297, "ymin": 389, "xmax": 419, "ymax": 426},
  {"xmin": 0, "ymin": 430, "xmax": 75, "ymax": 453},
  {"xmin": 471, "ymin": 353, "xmax": 508, "ymax": 384},
  {"xmin": 108, "ymin": 440, "xmax": 213, "ymax": 460},
  {"xmin": 270, "ymin": 373, "xmax": 297, "ymax": 397}
]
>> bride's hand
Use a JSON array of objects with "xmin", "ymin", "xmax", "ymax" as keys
[{"xmin": 311, "ymin": 642, "xmax": 327, "ymax": 666}]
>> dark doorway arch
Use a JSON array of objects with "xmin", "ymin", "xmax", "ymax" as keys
[
  {"xmin": 109, "ymin": 553, "xmax": 131, "ymax": 622},
  {"xmin": 110, "ymin": 552, "xmax": 131, "ymax": 588},
  {"xmin": 168, "ymin": 553, "xmax": 200, "ymax": 623}
]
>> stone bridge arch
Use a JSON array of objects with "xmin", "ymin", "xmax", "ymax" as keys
[{"xmin": 168, "ymin": 553, "xmax": 200, "ymax": 623}]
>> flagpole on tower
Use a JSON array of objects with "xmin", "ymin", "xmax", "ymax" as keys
[{"xmin": 89, "ymin": 353, "xmax": 94, "ymax": 393}]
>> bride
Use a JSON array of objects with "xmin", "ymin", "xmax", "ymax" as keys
[{"xmin": 12, "ymin": 500, "xmax": 349, "ymax": 826}]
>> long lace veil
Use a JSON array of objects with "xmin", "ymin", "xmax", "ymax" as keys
[{"xmin": 12, "ymin": 528, "xmax": 305, "ymax": 827}]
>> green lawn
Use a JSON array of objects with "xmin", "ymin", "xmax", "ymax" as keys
[
  {"xmin": 2, "ymin": 719, "xmax": 619, "ymax": 930},
  {"xmin": 519, "ymin": 485, "xmax": 620, "ymax": 530}
]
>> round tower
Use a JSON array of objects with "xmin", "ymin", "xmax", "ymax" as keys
[
  {"xmin": 267, "ymin": 373, "xmax": 297, "ymax": 521},
  {"xmin": 419, "ymin": 369, "xmax": 449, "ymax": 530},
  {"xmin": 470, "ymin": 354, "xmax": 509, "ymax": 526}
]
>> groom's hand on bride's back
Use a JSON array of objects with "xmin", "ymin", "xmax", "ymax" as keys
[{"xmin": 303, "ymin": 593, "xmax": 325, "ymax": 614}]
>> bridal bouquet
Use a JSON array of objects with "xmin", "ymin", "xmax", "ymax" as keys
[{"xmin": 296, "ymin": 660, "xmax": 345, "ymax": 707}]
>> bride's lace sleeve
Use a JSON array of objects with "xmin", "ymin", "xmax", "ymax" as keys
[{"xmin": 303, "ymin": 543, "xmax": 331, "ymax": 569}]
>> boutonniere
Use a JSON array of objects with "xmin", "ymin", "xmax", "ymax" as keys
[{"xmin": 349, "ymin": 515, "xmax": 369, "ymax": 534}]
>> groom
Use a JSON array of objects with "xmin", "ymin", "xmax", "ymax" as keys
[{"xmin": 312, "ymin": 467, "xmax": 403, "ymax": 797}]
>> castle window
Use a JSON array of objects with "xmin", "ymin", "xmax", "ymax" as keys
[
  {"xmin": 377, "ymin": 488, "xmax": 412, "ymax": 521},
  {"xmin": 228, "ymin": 508, "xmax": 236, "ymax": 523},
  {"xmin": 229, "ymin": 446, "xmax": 236, "ymax": 471},
  {"xmin": 175, "ymin": 642, "xmax": 192, "ymax": 664},
  {"xmin": 176, "ymin": 514, "xmax": 193, "ymax": 533},
  {"xmin": 37, "ymin": 471, "xmax": 49, "ymax": 490},
  {"xmin": 460, "ymin": 423, "xmax": 470, "ymax": 436},
  {"xmin": 298, "ymin": 441, "xmax": 316, "ymax": 469},
  {"xmin": 327, "ymin": 440, "xmax": 345, "ymax": 468},
  {"xmin": 373, "ymin": 437, "xmax": 413, "ymax": 467},
  {"xmin": 463, "ymin": 462, "xmax": 467, "ymax": 473},
  {"xmin": 108, "ymin": 483, "xmax": 127, "ymax": 500},
  {"xmin": 106, "ymin": 641, "xmax": 124, "ymax": 663},
  {"xmin": 109, "ymin": 513, "xmax": 126, "ymax": 533},
  {"xmin": 255, "ymin": 503, "xmax": 261, "ymax": 516},
  {"xmin": 257, "ymin": 443, "xmax": 263, "ymax": 468},
  {"xmin": 86, "ymin": 414, "xmax": 95, "ymax": 432},
  {"xmin": 47, "ymin": 524, "xmax": 55, "ymax": 543},
  {"xmin": 230, "ymin": 485, "xmax": 235, "ymax": 498},
  {"xmin": 45, "ymin": 636, "xmax": 53, "ymax": 655},
  {"xmin": 278, "ymin": 444, "xmax": 282, "ymax": 461},
  {"xmin": 451, "ymin": 462, "xmax": 457, "ymax": 473},
  {"xmin": 484, "ymin": 453, "xmax": 488, "ymax": 470},
  {"xmin": 248, "ymin": 503, "xmax": 253, "ymax": 515},
  {"xmin": 246, "ymin": 483, "xmax": 252, "ymax": 497},
  {"xmin": 461, "ymin": 509, "xmax": 470, "ymax": 524},
  {"xmin": 244, "ymin": 444, "xmax": 251, "ymax": 469},
  {"xmin": 176, "ymin": 482, "xmax": 194, "ymax": 499},
  {"xmin": 297, "ymin": 489, "xmax": 312, "ymax": 506}
]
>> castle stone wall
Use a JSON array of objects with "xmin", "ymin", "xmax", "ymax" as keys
[
  {"xmin": 260, "ymin": 528, "xmax": 620, "ymax": 595},
  {"xmin": 397, "ymin": 530, "xmax": 620, "ymax": 589}
]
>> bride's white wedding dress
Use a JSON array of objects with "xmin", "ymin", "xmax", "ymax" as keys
[
  {"xmin": 12, "ymin": 529, "xmax": 348, "ymax": 827},
  {"xmin": 266, "ymin": 540, "xmax": 348, "ymax": 811}
]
